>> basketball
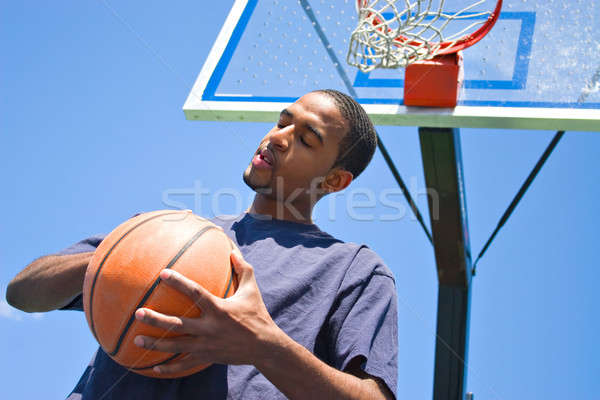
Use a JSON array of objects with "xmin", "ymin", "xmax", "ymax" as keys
[{"xmin": 82, "ymin": 210, "xmax": 237, "ymax": 378}]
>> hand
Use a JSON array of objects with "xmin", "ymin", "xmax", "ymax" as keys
[{"xmin": 133, "ymin": 249, "xmax": 283, "ymax": 375}]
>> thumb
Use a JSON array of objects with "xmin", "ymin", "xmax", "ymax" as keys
[{"xmin": 230, "ymin": 249, "xmax": 255, "ymax": 287}]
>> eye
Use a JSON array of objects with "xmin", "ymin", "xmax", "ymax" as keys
[{"xmin": 300, "ymin": 136, "xmax": 312, "ymax": 147}]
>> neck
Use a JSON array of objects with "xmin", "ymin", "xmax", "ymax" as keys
[{"xmin": 247, "ymin": 193, "xmax": 315, "ymax": 224}]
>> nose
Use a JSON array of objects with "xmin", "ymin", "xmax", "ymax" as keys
[{"xmin": 269, "ymin": 124, "xmax": 293, "ymax": 152}]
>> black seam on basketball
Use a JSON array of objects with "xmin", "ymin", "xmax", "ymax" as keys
[
  {"xmin": 223, "ymin": 266, "xmax": 234, "ymax": 298},
  {"xmin": 88, "ymin": 211, "xmax": 183, "ymax": 341},
  {"xmin": 127, "ymin": 352, "xmax": 183, "ymax": 371},
  {"xmin": 109, "ymin": 225, "xmax": 220, "ymax": 357},
  {"xmin": 223, "ymin": 235, "xmax": 236, "ymax": 298}
]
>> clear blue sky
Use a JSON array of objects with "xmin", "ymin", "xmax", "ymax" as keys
[{"xmin": 1, "ymin": 2, "xmax": 598, "ymax": 399}]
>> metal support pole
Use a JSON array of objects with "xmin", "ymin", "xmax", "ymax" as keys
[{"xmin": 419, "ymin": 127, "xmax": 473, "ymax": 400}]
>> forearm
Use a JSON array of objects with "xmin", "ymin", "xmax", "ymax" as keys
[
  {"xmin": 6, "ymin": 252, "xmax": 93, "ymax": 312},
  {"xmin": 255, "ymin": 330, "xmax": 387, "ymax": 400}
]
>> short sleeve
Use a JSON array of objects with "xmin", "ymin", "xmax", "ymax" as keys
[
  {"xmin": 327, "ymin": 247, "xmax": 398, "ymax": 398},
  {"xmin": 56, "ymin": 235, "xmax": 106, "ymax": 256},
  {"xmin": 57, "ymin": 235, "xmax": 106, "ymax": 311}
]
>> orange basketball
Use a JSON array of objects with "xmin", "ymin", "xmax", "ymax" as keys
[{"xmin": 82, "ymin": 210, "xmax": 236, "ymax": 378}]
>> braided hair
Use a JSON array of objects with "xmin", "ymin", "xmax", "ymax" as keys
[{"xmin": 314, "ymin": 89, "xmax": 377, "ymax": 179}]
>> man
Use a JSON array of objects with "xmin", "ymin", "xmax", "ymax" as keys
[{"xmin": 7, "ymin": 90, "xmax": 398, "ymax": 399}]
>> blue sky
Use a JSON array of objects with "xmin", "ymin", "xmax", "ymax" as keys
[{"xmin": 1, "ymin": 1, "xmax": 598, "ymax": 399}]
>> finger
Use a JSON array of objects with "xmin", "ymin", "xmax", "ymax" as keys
[
  {"xmin": 228, "ymin": 238, "xmax": 237, "ymax": 250},
  {"xmin": 159, "ymin": 269, "xmax": 218, "ymax": 312},
  {"xmin": 135, "ymin": 308, "xmax": 195, "ymax": 334},
  {"xmin": 230, "ymin": 250, "xmax": 255, "ymax": 286},
  {"xmin": 133, "ymin": 335, "xmax": 202, "ymax": 354},
  {"xmin": 153, "ymin": 354, "xmax": 211, "ymax": 375}
]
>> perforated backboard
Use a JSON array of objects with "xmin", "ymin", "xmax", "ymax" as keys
[{"xmin": 183, "ymin": 0, "xmax": 600, "ymax": 131}]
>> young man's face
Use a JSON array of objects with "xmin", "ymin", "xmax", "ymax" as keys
[{"xmin": 243, "ymin": 91, "xmax": 349, "ymax": 202}]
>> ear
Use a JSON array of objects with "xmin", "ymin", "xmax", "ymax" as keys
[{"xmin": 321, "ymin": 168, "xmax": 353, "ymax": 194}]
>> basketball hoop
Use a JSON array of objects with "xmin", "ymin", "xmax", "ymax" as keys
[{"xmin": 347, "ymin": 0, "xmax": 503, "ymax": 107}]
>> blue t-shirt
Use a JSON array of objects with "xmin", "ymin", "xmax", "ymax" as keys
[{"xmin": 60, "ymin": 213, "xmax": 398, "ymax": 399}]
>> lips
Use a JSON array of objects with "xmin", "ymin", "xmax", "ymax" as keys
[
  {"xmin": 251, "ymin": 146, "xmax": 275, "ymax": 169},
  {"xmin": 259, "ymin": 147, "xmax": 274, "ymax": 166}
]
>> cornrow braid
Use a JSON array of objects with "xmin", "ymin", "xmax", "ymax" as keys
[{"xmin": 314, "ymin": 89, "xmax": 378, "ymax": 179}]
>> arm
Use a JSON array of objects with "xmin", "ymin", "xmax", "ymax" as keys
[
  {"xmin": 133, "ymin": 250, "xmax": 394, "ymax": 399},
  {"xmin": 6, "ymin": 252, "xmax": 92, "ymax": 313},
  {"xmin": 255, "ymin": 331, "xmax": 395, "ymax": 399}
]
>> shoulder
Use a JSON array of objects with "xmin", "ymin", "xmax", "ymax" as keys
[
  {"xmin": 57, "ymin": 234, "xmax": 107, "ymax": 255},
  {"xmin": 331, "ymin": 244, "xmax": 396, "ymax": 300},
  {"xmin": 350, "ymin": 245, "xmax": 394, "ymax": 280},
  {"xmin": 210, "ymin": 214, "xmax": 242, "ymax": 229}
]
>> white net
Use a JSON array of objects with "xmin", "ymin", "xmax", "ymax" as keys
[{"xmin": 347, "ymin": 0, "xmax": 493, "ymax": 72}]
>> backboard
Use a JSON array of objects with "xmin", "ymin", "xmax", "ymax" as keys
[{"xmin": 183, "ymin": 0, "xmax": 600, "ymax": 131}]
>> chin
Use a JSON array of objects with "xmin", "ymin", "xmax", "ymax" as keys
[{"xmin": 243, "ymin": 168, "xmax": 271, "ymax": 192}]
